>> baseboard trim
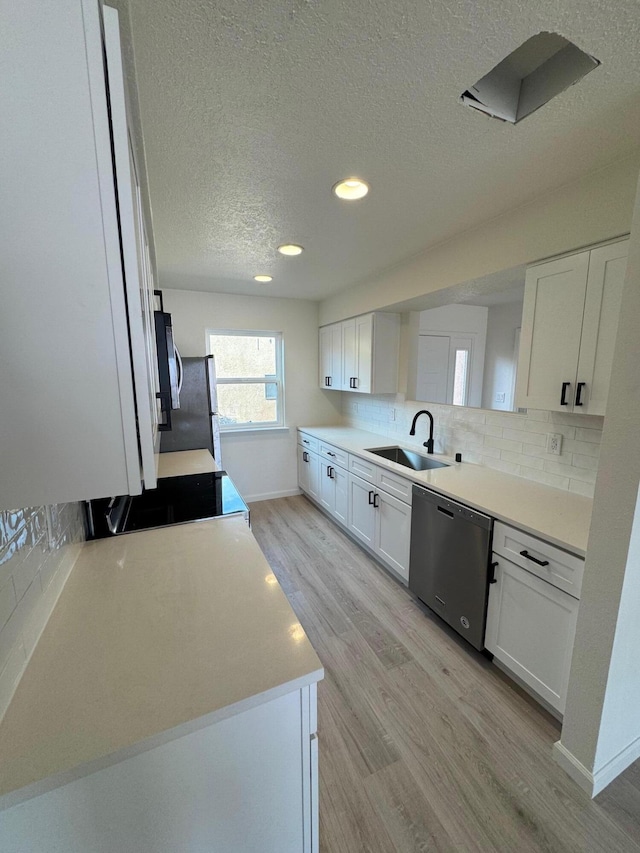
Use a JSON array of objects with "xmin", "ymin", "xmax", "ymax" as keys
[
  {"xmin": 244, "ymin": 488, "xmax": 301, "ymax": 504},
  {"xmin": 553, "ymin": 741, "xmax": 595, "ymax": 796},
  {"xmin": 554, "ymin": 734, "xmax": 640, "ymax": 797}
]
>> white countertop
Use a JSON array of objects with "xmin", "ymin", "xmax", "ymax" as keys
[
  {"xmin": 0, "ymin": 517, "xmax": 323, "ymax": 809},
  {"xmin": 300, "ymin": 426, "xmax": 593, "ymax": 556},
  {"xmin": 156, "ymin": 448, "xmax": 220, "ymax": 479}
]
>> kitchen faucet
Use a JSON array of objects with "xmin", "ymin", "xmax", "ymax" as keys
[{"xmin": 409, "ymin": 409, "xmax": 435, "ymax": 454}]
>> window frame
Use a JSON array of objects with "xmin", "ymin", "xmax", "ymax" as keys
[{"xmin": 206, "ymin": 329, "xmax": 285, "ymax": 432}]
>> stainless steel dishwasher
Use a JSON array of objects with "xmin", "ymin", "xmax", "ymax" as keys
[{"xmin": 409, "ymin": 485, "xmax": 493, "ymax": 651}]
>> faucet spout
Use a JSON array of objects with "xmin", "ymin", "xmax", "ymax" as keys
[{"xmin": 409, "ymin": 409, "xmax": 435, "ymax": 454}]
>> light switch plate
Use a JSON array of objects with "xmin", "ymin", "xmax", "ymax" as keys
[
  {"xmin": 546, "ymin": 432, "xmax": 563, "ymax": 455},
  {"xmin": 389, "ymin": 408, "xmax": 396, "ymax": 422}
]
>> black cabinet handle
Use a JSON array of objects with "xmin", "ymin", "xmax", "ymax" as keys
[
  {"xmin": 560, "ymin": 382, "xmax": 570, "ymax": 406},
  {"xmin": 327, "ymin": 452, "xmax": 336, "ymax": 457},
  {"xmin": 373, "ymin": 493, "xmax": 379, "ymax": 508},
  {"xmin": 489, "ymin": 561, "xmax": 499, "ymax": 584},
  {"xmin": 520, "ymin": 550, "xmax": 549, "ymax": 567},
  {"xmin": 303, "ymin": 451, "xmax": 309, "ymax": 462},
  {"xmin": 575, "ymin": 382, "xmax": 585, "ymax": 406},
  {"xmin": 303, "ymin": 439, "xmax": 310, "ymax": 445},
  {"xmin": 368, "ymin": 490, "xmax": 374, "ymax": 505},
  {"xmin": 328, "ymin": 376, "xmax": 332, "ymax": 387},
  {"xmin": 328, "ymin": 466, "xmax": 335, "ymax": 479}
]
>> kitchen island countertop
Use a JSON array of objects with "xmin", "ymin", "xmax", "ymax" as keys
[{"xmin": 0, "ymin": 516, "xmax": 322, "ymax": 809}]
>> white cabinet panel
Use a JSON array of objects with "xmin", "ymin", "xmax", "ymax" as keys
[
  {"xmin": 348, "ymin": 454, "xmax": 376, "ymax": 484},
  {"xmin": 485, "ymin": 556, "xmax": 579, "ymax": 714},
  {"xmin": 318, "ymin": 313, "xmax": 399, "ymax": 394},
  {"xmin": 516, "ymin": 252, "xmax": 589, "ymax": 412},
  {"xmin": 298, "ymin": 432, "xmax": 319, "ymax": 454},
  {"xmin": 577, "ymin": 241, "xmax": 628, "ymax": 415},
  {"xmin": 375, "ymin": 467, "xmax": 412, "ymax": 504},
  {"xmin": 348, "ymin": 475, "xmax": 376, "ymax": 547},
  {"xmin": 333, "ymin": 466, "xmax": 349, "ymax": 526},
  {"xmin": 319, "ymin": 324, "xmax": 342, "ymax": 389},
  {"xmin": 1, "ymin": 0, "xmax": 157, "ymax": 510},
  {"xmin": 516, "ymin": 240, "xmax": 628, "ymax": 413},
  {"xmin": 375, "ymin": 490, "xmax": 412, "ymax": 581},
  {"xmin": 298, "ymin": 447, "xmax": 320, "ymax": 502},
  {"xmin": 493, "ymin": 521, "xmax": 584, "ymax": 598}
]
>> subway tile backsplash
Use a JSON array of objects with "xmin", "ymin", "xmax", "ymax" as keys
[
  {"xmin": 342, "ymin": 392, "xmax": 603, "ymax": 497},
  {"xmin": 0, "ymin": 503, "xmax": 84, "ymax": 720}
]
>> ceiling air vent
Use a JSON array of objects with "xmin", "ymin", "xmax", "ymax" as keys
[{"xmin": 461, "ymin": 32, "xmax": 600, "ymax": 124}]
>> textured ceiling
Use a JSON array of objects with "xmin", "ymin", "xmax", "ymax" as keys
[{"xmin": 125, "ymin": 0, "xmax": 640, "ymax": 300}]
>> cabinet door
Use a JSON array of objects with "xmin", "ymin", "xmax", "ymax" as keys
[
  {"xmin": 298, "ymin": 446, "xmax": 311, "ymax": 494},
  {"xmin": 341, "ymin": 319, "xmax": 357, "ymax": 391},
  {"xmin": 375, "ymin": 490, "xmax": 411, "ymax": 582},
  {"xmin": 319, "ymin": 461, "xmax": 335, "ymax": 513},
  {"xmin": 307, "ymin": 452, "xmax": 321, "ymax": 502},
  {"xmin": 516, "ymin": 252, "xmax": 590, "ymax": 412},
  {"xmin": 348, "ymin": 475, "xmax": 376, "ymax": 548},
  {"xmin": 333, "ymin": 466, "xmax": 349, "ymax": 526},
  {"xmin": 104, "ymin": 7, "xmax": 158, "ymax": 488},
  {"xmin": 319, "ymin": 326, "xmax": 333, "ymax": 389},
  {"xmin": 576, "ymin": 240, "xmax": 628, "ymax": 415},
  {"xmin": 354, "ymin": 314, "xmax": 374, "ymax": 393},
  {"xmin": 485, "ymin": 558, "xmax": 579, "ymax": 713},
  {"xmin": 319, "ymin": 324, "xmax": 342, "ymax": 390},
  {"xmin": 0, "ymin": 0, "xmax": 145, "ymax": 510}
]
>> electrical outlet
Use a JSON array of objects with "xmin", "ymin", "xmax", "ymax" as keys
[
  {"xmin": 389, "ymin": 408, "xmax": 396, "ymax": 422},
  {"xmin": 546, "ymin": 432, "xmax": 563, "ymax": 455}
]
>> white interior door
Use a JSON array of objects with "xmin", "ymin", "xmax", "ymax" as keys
[{"xmin": 416, "ymin": 335, "xmax": 450, "ymax": 403}]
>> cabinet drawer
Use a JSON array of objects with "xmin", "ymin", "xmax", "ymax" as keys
[
  {"xmin": 349, "ymin": 454, "xmax": 376, "ymax": 483},
  {"xmin": 493, "ymin": 521, "xmax": 584, "ymax": 598},
  {"xmin": 319, "ymin": 441, "xmax": 348, "ymax": 469},
  {"xmin": 375, "ymin": 466, "xmax": 412, "ymax": 504},
  {"xmin": 298, "ymin": 432, "xmax": 319, "ymax": 454}
]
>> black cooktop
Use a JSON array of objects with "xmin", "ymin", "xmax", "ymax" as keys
[{"xmin": 85, "ymin": 472, "xmax": 248, "ymax": 539}]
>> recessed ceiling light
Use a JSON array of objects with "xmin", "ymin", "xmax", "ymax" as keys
[
  {"xmin": 277, "ymin": 243, "xmax": 304, "ymax": 256},
  {"xmin": 333, "ymin": 178, "xmax": 369, "ymax": 200},
  {"xmin": 254, "ymin": 274, "xmax": 273, "ymax": 283}
]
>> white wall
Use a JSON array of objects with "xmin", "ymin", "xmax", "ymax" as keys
[
  {"xmin": 163, "ymin": 289, "xmax": 341, "ymax": 502},
  {"xmin": 481, "ymin": 301, "xmax": 523, "ymax": 411},
  {"xmin": 557, "ymin": 167, "xmax": 640, "ymax": 795},
  {"xmin": 319, "ymin": 155, "xmax": 638, "ymax": 325}
]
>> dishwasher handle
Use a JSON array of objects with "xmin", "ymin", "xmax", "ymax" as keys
[
  {"xmin": 412, "ymin": 484, "xmax": 492, "ymax": 530},
  {"xmin": 437, "ymin": 505, "xmax": 454, "ymax": 519}
]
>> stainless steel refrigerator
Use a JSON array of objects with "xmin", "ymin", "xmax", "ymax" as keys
[{"xmin": 159, "ymin": 355, "xmax": 222, "ymax": 465}]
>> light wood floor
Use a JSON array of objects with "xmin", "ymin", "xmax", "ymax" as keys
[{"xmin": 250, "ymin": 495, "xmax": 640, "ymax": 853}]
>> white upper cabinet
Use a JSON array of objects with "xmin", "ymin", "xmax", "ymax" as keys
[
  {"xmin": 516, "ymin": 239, "xmax": 628, "ymax": 414},
  {"xmin": 1, "ymin": 0, "xmax": 158, "ymax": 511},
  {"xmin": 319, "ymin": 313, "xmax": 400, "ymax": 394}
]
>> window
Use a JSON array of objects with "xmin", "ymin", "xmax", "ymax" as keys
[
  {"xmin": 452, "ymin": 347, "xmax": 470, "ymax": 407},
  {"xmin": 207, "ymin": 331, "xmax": 284, "ymax": 430}
]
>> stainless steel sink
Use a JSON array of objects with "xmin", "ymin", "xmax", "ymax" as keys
[{"xmin": 365, "ymin": 446, "xmax": 450, "ymax": 471}]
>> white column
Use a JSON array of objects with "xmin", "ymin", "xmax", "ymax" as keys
[{"xmin": 555, "ymin": 167, "xmax": 640, "ymax": 796}]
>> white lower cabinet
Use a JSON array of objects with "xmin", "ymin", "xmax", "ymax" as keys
[
  {"xmin": 298, "ymin": 446, "xmax": 321, "ymax": 502},
  {"xmin": 347, "ymin": 473, "xmax": 411, "ymax": 582},
  {"xmin": 485, "ymin": 556, "xmax": 579, "ymax": 714},
  {"xmin": 319, "ymin": 460, "xmax": 348, "ymax": 525}
]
